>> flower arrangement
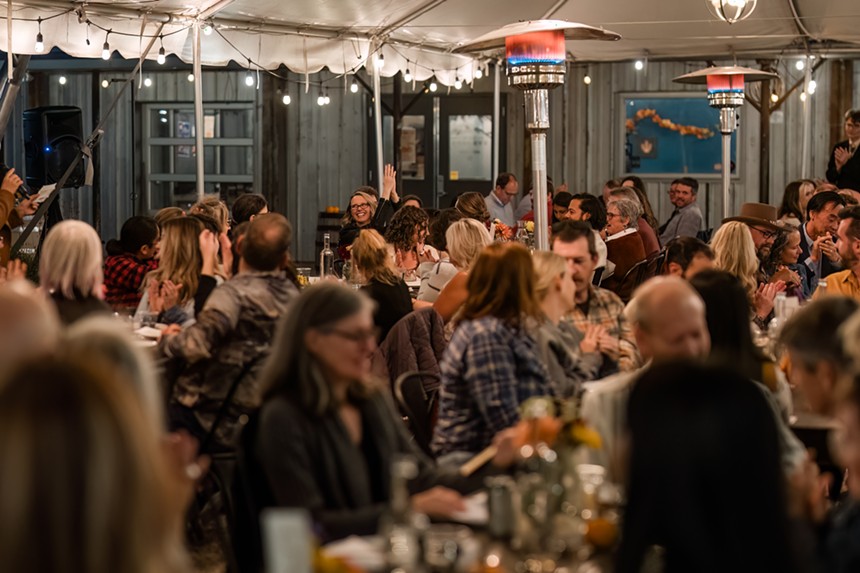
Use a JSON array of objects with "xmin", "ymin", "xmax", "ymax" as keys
[{"xmin": 493, "ymin": 219, "xmax": 514, "ymax": 242}]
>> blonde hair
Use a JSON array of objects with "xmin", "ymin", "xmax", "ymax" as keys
[
  {"xmin": 532, "ymin": 251, "xmax": 567, "ymax": 301},
  {"xmin": 341, "ymin": 191, "xmax": 379, "ymax": 226},
  {"xmin": 446, "ymin": 219, "xmax": 492, "ymax": 271},
  {"xmin": 0, "ymin": 352, "xmax": 189, "ymax": 573},
  {"xmin": 710, "ymin": 221, "xmax": 759, "ymax": 299},
  {"xmin": 190, "ymin": 196, "xmax": 229, "ymax": 233},
  {"xmin": 39, "ymin": 220, "xmax": 104, "ymax": 299},
  {"xmin": 350, "ymin": 229, "xmax": 399, "ymax": 286},
  {"xmin": 145, "ymin": 217, "xmax": 203, "ymax": 304}
]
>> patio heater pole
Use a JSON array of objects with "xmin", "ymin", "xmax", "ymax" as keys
[
  {"xmin": 674, "ymin": 66, "xmax": 778, "ymax": 220},
  {"xmin": 506, "ymin": 32, "xmax": 566, "ymax": 251},
  {"xmin": 193, "ymin": 23, "xmax": 205, "ymax": 201},
  {"xmin": 492, "ymin": 61, "xmax": 500, "ymax": 183}
]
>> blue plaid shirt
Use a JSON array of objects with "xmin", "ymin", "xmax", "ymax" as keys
[{"xmin": 431, "ymin": 316, "xmax": 555, "ymax": 457}]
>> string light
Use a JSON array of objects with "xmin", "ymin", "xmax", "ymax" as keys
[
  {"xmin": 58, "ymin": 75, "xmax": 67, "ymax": 85},
  {"xmin": 34, "ymin": 18, "xmax": 44, "ymax": 53},
  {"xmin": 245, "ymin": 60, "xmax": 255, "ymax": 87},
  {"xmin": 350, "ymin": 78, "xmax": 359, "ymax": 93},
  {"xmin": 634, "ymin": 60, "xmax": 644, "ymax": 71},
  {"xmin": 807, "ymin": 79, "xmax": 817, "ymax": 94},
  {"xmin": 282, "ymin": 92, "xmax": 291, "ymax": 105},
  {"xmin": 403, "ymin": 68, "xmax": 412, "ymax": 83},
  {"xmin": 317, "ymin": 91, "xmax": 325, "ymax": 106},
  {"xmin": 157, "ymin": 35, "xmax": 166, "ymax": 65},
  {"xmin": 583, "ymin": 74, "xmax": 592, "ymax": 85},
  {"xmin": 143, "ymin": 77, "xmax": 153, "ymax": 87},
  {"xmin": 101, "ymin": 30, "xmax": 111, "ymax": 60},
  {"xmin": 429, "ymin": 77, "xmax": 438, "ymax": 92},
  {"xmin": 796, "ymin": 60, "xmax": 805, "ymax": 71},
  {"xmin": 474, "ymin": 66, "xmax": 483, "ymax": 79},
  {"xmin": 770, "ymin": 91, "xmax": 778, "ymax": 103},
  {"xmin": 203, "ymin": 23, "xmax": 213, "ymax": 36},
  {"xmin": 373, "ymin": 52, "xmax": 384, "ymax": 70},
  {"xmin": 800, "ymin": 91, "xmax": 807, "ymax": 102},
  {"xmin": 454, "ymin": 77, "xmax": 463, "ymax": 90},
  {"xmin": 187, "ymin": 73, "xmax": 195, "ymax": 82},
  {"xmin": 324, "ymin": 90, "xmax": 331, "ymax": 105},
  {"xmin": 101, "ymin": 79, "xmax": 109, "ymax": 88}
]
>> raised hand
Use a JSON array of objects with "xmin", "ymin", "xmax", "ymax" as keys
[
  {"xmin": 382, "ymin": 163, "xmax": 397, "ymax": 201},
  {"xmin": 0, "ymin": 168, "xmax": 22, "ymax": 195}
]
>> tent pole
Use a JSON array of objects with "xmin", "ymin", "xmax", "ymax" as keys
[
  {"xmin": 193, "ymin": 23, "xmax": 205, "ymax": 202},
  {"xmin": 0, "ymin": 55, "xmax": 29, "ymax": 142},
  {"xmin": 492, "ymin": 61, "xmax": 500, "ymax": 183},
  {"xmin": 800, "ymin": 56, "xmax": 812, "ymax": 179},
  {"xmin": 373, "ymin": 61, "xmax": 384, "ymax": 192}
]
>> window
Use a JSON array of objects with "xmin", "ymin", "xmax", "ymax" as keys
[{"xmin": 142, "ymin": 103, "xmax": 255, "ymax": 210}]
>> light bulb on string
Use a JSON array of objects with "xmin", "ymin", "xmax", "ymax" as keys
[
  {"xmin": 157, "ymin": 35, "xmax": 166, "ymax": 65},
  {"xmin": 454, "ymin": 78, "xmax": 462, "ymax": 90},
  {"xmin": 317, "ymin": 91, "xmax": 325, "ymax": 106},
  {"xmin": 634, "ymin": 60, "xmax": 644, "ymax": 71},
  {"xmin": 324, "ymin": 90, "xmax": 331, "ymax": 105},
  {"xmin": 800, "ymin": 91, "xmax": 807, "ymax": 102},
  {"xmin": 350, "ymin": 78, "xmax": 359, "ymax": 93},
  {"xmin": 203, "ymin": 23, "xmax": 213, "ymax": 36},
  {"xmin": 583, "ymin": 74, "xmax": 592, "ymax": 85},
  {"xmin": 101, "ymin": 30, "xmax": 111, "ymax": 60},
  {"xmin": 770, "ymin": 91, "xmax": 778, "ymax": 103},
  {"xmin": 796, "ymin": 60, "xmax": 805, "ymax": 71},
  {"xmin": 807, "ymin": 79, "xmax": 817, "ymax": 94},
  {"xmin": 282, "ymin": 92, "xmax": 291, "ymax": 105},
  {"xmin": 34, "ymin": 18, "xmax": 44, "ymax": 53},
  {"xmin": 143, "ymin": 77, "xmax": 153, "ymax": 87},
  {"xmin": 429, "ymin": 76, "xmax": 438, "ymax": 92},
  {"xmin": 101, "ymin": 79, "xmax": 109, "ymax": 89},
  {"xmin": 474, "ymin": 66, "xmax": 483, "ymax": 79},
  {"xmin": 403, "ymin": 68, "xmax": 412, "ymax": 83},
  {"xmin": 58, "ymin": 75, "xmax": 67, "ymax": 85},
  {"xmin": 187, "ymin": 73, "xmax": 195, "ymax": 82},
  {"xmin": 373, "ymin": 51, "xmax": 384, "ymax": 70}
]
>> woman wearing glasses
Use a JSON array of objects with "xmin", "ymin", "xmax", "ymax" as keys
[
  {"xmin": 241, "ymin": 282, "xmax": 472, "ymax": 546},
  {"xmin": 338, "ymin": 164, "xmax": 399, "ymax": 259}
]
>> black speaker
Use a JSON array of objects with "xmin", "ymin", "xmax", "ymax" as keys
[{"xmin": 23, "ymin": 106, "xmax": 85, "ymax": 189}]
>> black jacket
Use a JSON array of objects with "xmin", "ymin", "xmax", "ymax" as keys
[
  {"xmin": 337, "ymin": 198, "xmax": 396, "ymax": 258},
  {"xmin": 799, "ymin": 223, "xmax": 841, "ymax": 293},
  {"xmin": 826, "ymin": 141, "xmax": 860, "ymax": 191}
]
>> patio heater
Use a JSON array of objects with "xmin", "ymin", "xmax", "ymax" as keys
[
  {"xmin": 673, "ymin": 66, "xmax": 777, "ymax": 219},
  {"xmin": 456, "ymin": 21, "xmax": 620, "ymax": 250}
]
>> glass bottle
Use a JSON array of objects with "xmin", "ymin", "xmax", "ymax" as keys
[
  {"xmin": 381, "ymin": 456, "xmax": 421, "ymax": 573},
  {"xmin": 319, "ymin": 232, "xmax": 334, "ymax": 279}
]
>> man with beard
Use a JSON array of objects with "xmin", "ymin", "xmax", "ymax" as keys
[
  {"xmin": 815, "ymin": 205, "xmax": 860, "ymax": 300},
  {"xmin": 799, "ymin": 191, "xmax": 846, "ymax": 293},
  {"xmin": 723, "ymin": 202, "xmax": 788, "ymax": 273}
]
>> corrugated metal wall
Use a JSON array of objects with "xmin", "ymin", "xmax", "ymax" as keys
[{"xmin": 4, "ymin": 59, "xmax": 856, "ymax": 262}]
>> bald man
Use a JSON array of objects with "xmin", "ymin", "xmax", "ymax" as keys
[{"xmin": 580, "ymin": 277, "xmax": 710, "ymax": 480}]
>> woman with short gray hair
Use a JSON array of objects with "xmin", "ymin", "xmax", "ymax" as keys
[{"xmin": 601, "ymin": 197, "xmax": 647, "ymax": 299}]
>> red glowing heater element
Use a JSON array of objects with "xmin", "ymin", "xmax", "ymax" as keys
[
  {"xmin": 505, "ymin": 30, "xmax": 566, "ymax": 66},
  {"xmin": 706, "ymin": 73, "xmax": 744, "ymax": 93}
]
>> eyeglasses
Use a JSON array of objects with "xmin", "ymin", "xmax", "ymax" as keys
[
  {"xmin": 606, "ymin": 212, "xmax": 620, "ymax": 219},
  {"xmin": 751, "ymin": 226, "xmax": 778, "ymax": 239},
  {"xmin": 321, "ymin": 326, "xmax": 380, "ymax": 343},
  {"xmin": 351, "ymin": 202, "xmax": 371, "ymax": 211}
]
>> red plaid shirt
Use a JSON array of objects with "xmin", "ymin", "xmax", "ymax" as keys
[{"xmin": 104, "ymin": 254, "xmax": 158, "ymax": 310}]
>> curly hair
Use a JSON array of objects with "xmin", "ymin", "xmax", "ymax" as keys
[{"xmin": 384, "ymin": 205, "xmax": 429, "ymax": 253}]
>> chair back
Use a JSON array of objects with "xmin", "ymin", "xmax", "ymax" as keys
[
  {"xmin": 393, "ymin": 371, "xmax": 440, "ymax": 458},
  {"xmin": 616, "ymin": 248, "xmax": 667, "ymax": 302}
]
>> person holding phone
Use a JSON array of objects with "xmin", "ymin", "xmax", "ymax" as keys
[{"xmin": 0, "ymin": 168, "xmax": 37, "ymax": 266}]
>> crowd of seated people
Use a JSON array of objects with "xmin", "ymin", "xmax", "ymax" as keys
[{"xmin": 4, "ymin": 139, "xmax": 860, "ymax": 573}]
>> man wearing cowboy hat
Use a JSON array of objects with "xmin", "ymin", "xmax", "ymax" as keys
[{"xmin": 723, "ymin": 202, "xmax": 787, "ymax": 261}]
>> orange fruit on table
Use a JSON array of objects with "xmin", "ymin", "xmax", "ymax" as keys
[{"xmin": 585, "ymin": 517, "xmax": 618, "ymax": 550}]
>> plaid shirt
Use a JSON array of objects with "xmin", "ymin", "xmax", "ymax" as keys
[
  {"xmin": 104, "ymin": 254, "xmax": 158, "ymax": 311},
  {"xmin": 431, "ymin": 316, "xmax": 555, "ymax": 457},
  {"xmin": 564, "ymin": 285, "xmax": 640, "ymax": 377}
]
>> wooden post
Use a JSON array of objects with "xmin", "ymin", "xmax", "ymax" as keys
[
  {"xmin": 260, "ymin": 72, "xmax": 289, "ymax": 216},
  {"xmin": 829, "ymin": 60, "xmax": 854, "ymax": 149}
]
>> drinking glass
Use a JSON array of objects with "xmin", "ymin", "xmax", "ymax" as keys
[{"xmin": 296, "ymin": 267, "xmax": 311, "ymax": 288}]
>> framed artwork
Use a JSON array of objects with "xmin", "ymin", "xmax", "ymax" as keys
[{"xmin": 619, "ymin": 92, "xmax": 738, "ymax": 178}]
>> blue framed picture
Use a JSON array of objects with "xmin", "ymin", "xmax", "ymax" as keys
[{"xmin": 619, "ymin": 92, "xmax": 738, "ymax": 178}]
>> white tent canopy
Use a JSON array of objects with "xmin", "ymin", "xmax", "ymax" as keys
[{"xmin": 6, "ymin": 0, "xmax": 860, "ymax": 86}]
